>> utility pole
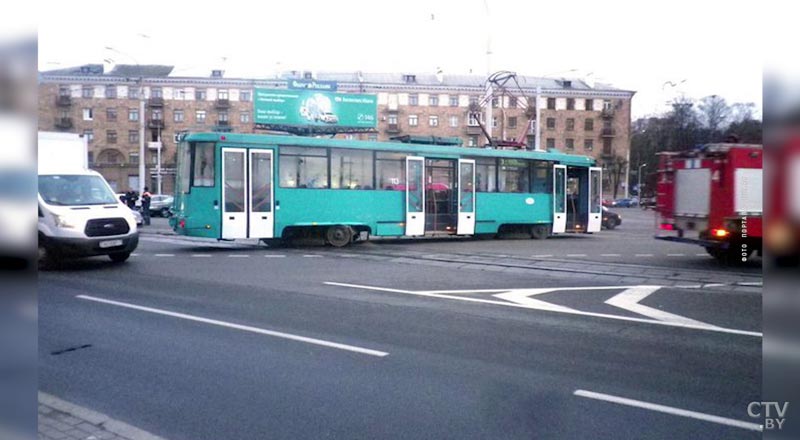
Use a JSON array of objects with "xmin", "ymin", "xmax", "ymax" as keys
[
  {"xmin": 138, "ymin": 78, "xmax": 145, "ymax": 196},
  {"xmin": 534, "ymin": 86, "xmax": 542, "ymax": 151},
  {"xmin": 483, "ymin": 0, "xmax": 492, "ymax": 143}
]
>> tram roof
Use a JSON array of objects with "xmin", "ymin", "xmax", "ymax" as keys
[{"xmin": 183, "ymin": 132, "xmax": 595, "ymax": 167}]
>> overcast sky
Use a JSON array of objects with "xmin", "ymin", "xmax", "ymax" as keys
[{"xmin": 35, "ymin": 0, "xmax": 766, "ymax": 120}]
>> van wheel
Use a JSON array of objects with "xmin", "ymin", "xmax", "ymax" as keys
[
  {"xmin": 109, "ymin": 252, "xmax": 131, "ymax": 263},
  {"xmin": 530, "ymin": 224, "xmax": 549, "ymax": 240},
  {"xmin": 326, "ymin": 226, "xmax": 353, "ymax": 248},
  {"xmin": 606, "ymin": 219, "xmax": 617, "ymax": 230},
  {"xmin": 38, "ymin": 242, "xmax": 54, "ymax": 270}
]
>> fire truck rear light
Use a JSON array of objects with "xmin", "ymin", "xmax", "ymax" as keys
[
  {"xmin": 660, "ymin": 223, "xmax": 674, "ymax": 231},
  {"xmin": 712, "ymin": 228, "xmax": 729, "ymax": 238}
]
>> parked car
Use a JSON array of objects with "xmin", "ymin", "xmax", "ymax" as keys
[
  {"xmin": 602, "ymin": 206, "xmax": 621, "ymax": 229},
  {"xmin": 639, "ymin": 196, "xmax": 656, "ymax": 209},
  {"xmin": 602, "ymin": 198, "xmax": 615, "ymax": 207},
  {"xmin": 149, "ymin": 194, "xmax": 174, "ymax": 217},
  {"xmin": 130, "ymin": 207, "xmax": 143, "ymax": 226},
  {"xmin": 613, "ymin": 198, "xmax": 638, "ymax": 208}
]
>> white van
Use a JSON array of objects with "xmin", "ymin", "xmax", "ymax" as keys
[{"xmin": 38, "ymin": 132, "xmax": 139, "ymax": 266}]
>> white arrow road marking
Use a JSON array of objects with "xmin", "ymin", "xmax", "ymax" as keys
[
  {"xmin": 574, "ymin": 390, "xmax": 762, "ymax": 432},
  {"xmin": 324, "ymin": 282, "xmax": 761, "ymax": 338},
  {"xmin": 605, "ymin": 286, "xmax": 716, "ymax": 327},
  {"xmin": 493, "ymin": 289, "xmax": 577, "ymax": 313}
]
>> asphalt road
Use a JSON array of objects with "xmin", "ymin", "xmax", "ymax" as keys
[{"xmin": 39, "ymin": 215, "xmax": 763, "ymax": 439}]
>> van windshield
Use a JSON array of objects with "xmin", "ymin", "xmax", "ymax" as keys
[{"xmin": 39, "ymin": 175, "xmax": 119, "ymax": 206}]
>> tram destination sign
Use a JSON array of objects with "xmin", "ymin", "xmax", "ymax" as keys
[{"xmin": 254, "ymin": 88, "xmax": 377, "ymax": 128}]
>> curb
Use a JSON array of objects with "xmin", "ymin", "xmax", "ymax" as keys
[{"xmin": 39, "ymin": 392, "xmax": 167, "ymax": 440}]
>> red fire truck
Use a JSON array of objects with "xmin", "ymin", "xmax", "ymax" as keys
[{"xmin": 654, "ymin": 143, "xmax": 763, "ymax": 263}]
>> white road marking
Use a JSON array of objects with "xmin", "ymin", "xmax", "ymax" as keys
[
  {"xmin": 303, "ymin": 255, "xmax": 323, "ymax": 258},
  {"xmin": 532, "ymin": 254, "xmax": 553, "ymax": 258},
  {"xmin": 131, "ymin": 253, "xmax": 140, "ymax": 257},
  {"xmin": 228, "ymin": 254, "xmax": 250, "ymax": 258},
  {"xmin": 605, "ymin": 286, "xmax": 715, "ymax": 327},
  {"xmin": 76, "ymin": 295, "xmax": 388, "ymax": 357},
  {"xmin": 264, "ymin": 255, "xmax": 286, "ymax": 258},
  {"xmin": 154, "ymin": 254, "xmax": 174, "ymax": 257},
  {"xmin": 696, "ymin": 253, "xmax": 709, "ymax": 257},
  {"xmin": 325, "ymin": 282, "xmax": 762, "ymax": 338},
  {"xmin": 702, "ymin": 283, "xmax": 726, "ymax": 288},
  {"xmin": 601, "ymin": 254, "xmax": 621, "ymax": 257},
  {"xmin": 667, "ymin": 253, "xmax": 686, "ymax": 257},
  {"xmin": 738, "ymin": 282, "xmax": 763, "ymax": 286},
  {"xmin": 573, "ymin": 390, "xmax": 762, "ymax": 432},
  {"xmin": 493, "ymin": 289, "xmax": 577, "ymax": 313},
  {"xmin": 191, "ymin": 254, "xmax": 212, "ymax": 258},
  {"xmin": 566, "ymin": 254, "xmax": 587, "ymax": 257},
  {"xmin": 635, "ymin": 254, "xmax": 654, "ymax": 257}
]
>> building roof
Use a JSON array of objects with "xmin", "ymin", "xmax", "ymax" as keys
[{"xmin": 109, "ymin": 64, "xmax": 174, "ymax": 77}]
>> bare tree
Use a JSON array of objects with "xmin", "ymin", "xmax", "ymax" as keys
[
  {"xmin": 730, "ymin": 102, "xmax": 756, "ymax": 123},
  {"xmin": 698, "ymin": 95, "xmax": 731, "ymax": 133}
]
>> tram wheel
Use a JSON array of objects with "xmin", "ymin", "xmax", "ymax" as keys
[
  {"xmin": 530, "ymin": 224, "xmax": 550, "ymax": 240},
  {"xmin": 326, "ymin": 226, "xmax": 353, "ymax": 248}
]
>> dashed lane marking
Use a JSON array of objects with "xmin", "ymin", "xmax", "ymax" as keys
[
  {"xmin": 154, "ymin": 254, "xmax": 174, "ymax": 257},
  {"xmin": 77, "ymin": 295, "xmax": 389, "ymax": 357},
  {"xmin": 228, "ymin": 255, "xmax": 250, "ymax": 258},
  {"xmin": 532, "ymin": 255, "xmax": 553, "ymax": 258},
  {"xmin": 601, "ymin": 254, "xmax": 621, "ymax": 257},
  {"xmin": 566, "ymin": 254, "xmax": 587, "ymax": 257},
  {"xmin": 574, "ymin": 390, "xmax": 762, "ymax": 432},
  {"xmin": 303, "ymin": 255, "xmax": 323, "ymax": 258},
  {"xmin": 635, "ymin": 254, "xmax": 654, "ymax": 257},
  {"xmin": 191, "ymin": 254, "xmax": 212, "ymax": 258},
  {"xmin": 667, "ymin": 253, "xmax": 686, "ymax": 257},
  {"xmin": 264, "ymin": 255, "xmax": 286, "ymax": 258}
]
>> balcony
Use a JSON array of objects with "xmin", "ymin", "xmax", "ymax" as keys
[
  {"xmin": 148, "ymin": 119, "xmax": 165, "ymax": 129},
  {"xmin": 56, "ymin": 95, "xmax": 72, "ymax": 107},
  {"xmin": 54, "ymin": 117, "xmax": 73, "ymax": 129},
  {"xmin": 601, "ymin": 108, "xmax": 615, "ymax": 119},
  {"xmin": 148, "ymin": 97, "xmax": 164, "ymax": 107},
  {"xmin": 213, "ymin": 122, "xmax": 232, "ymax": 132},
  {"xmin": 386, "ymin": 124, "xmax": 401, "ymax": 134},
  {"xmin": 466, "ymin": 125, "xmax": 483, "ymax": 135},
  {"xmin": 601, "ymin": 147, "xmax": 615, "ymax": 158},
  {"xmin": 601, "ymin": 128, "xmax": 616, "ymax": 137},
  {"xmin": 215, "ymin": 98, "xmax": 230, "ymax": 109}
]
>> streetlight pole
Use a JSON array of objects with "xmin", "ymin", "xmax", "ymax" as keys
[{"xmin": 638, "ymin": 163, "xmax": 647, "ymax": 199}]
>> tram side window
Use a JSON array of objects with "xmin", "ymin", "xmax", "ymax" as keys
[
  {"xmin": 531, "ymin": 161, "xmax": 552, "ymax": 193},
  {"xmin": 279, "ymin": 147, "xmax": 329, "ymax": 188},
  {"xmin": 177, "ymin": 142, "xmax": 191, "ymax": 193},
  {"xmin": 192, "ymin": 142, "xmax": 215, "ymax": 187},
  {"xmin": 474, "ymin": 158, "xmax": 497, "ymax": 192},
  {"xmin": 498, "ymin": 159, "xmax": 530, "ymax": 193},
  {"xmin": 331, "ymin": 149, "xmax": 374, "ymax": 189},
  {"xmin": 376, "ymin": 152, "xmax": 406, "ymax": 190}
]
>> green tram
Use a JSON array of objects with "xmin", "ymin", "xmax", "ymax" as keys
[{"xmin": 170, "ymin": 132, "xmax": 602, "ymax": 246}]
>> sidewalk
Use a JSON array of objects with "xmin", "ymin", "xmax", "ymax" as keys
[
  {"xmin": 137, "ymin": 217, "xmax": 174, "ymax": 236},
  {"xmin": 38, "ymin": 393, "xmax": 166, "ymax": 440}
]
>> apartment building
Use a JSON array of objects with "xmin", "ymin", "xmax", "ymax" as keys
[{"xmin": 38, "ymin": 65, "xmax": 635, "ymax": 195}]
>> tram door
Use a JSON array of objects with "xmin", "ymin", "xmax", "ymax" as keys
[
  {"xmin": 587, "ymin": 167, "xmax": 602, "ymax": 232},
  {"xmin": 222, "ymin": 148, "xmax": 248, "ymax": 239},
  {"xmin": 553, "ymin": 164, "xmax": 567, "ymax": 234},
  {"xmin": 222, "ymin": 148, "xmax": 275, "ymax": 239},
  {"xmin": 405, "ymin": 156, "xmax": 425, "ymax": 236},
  {"xmin": 457, "ymin": 159, "xmax": 476, "ymax": 235}
]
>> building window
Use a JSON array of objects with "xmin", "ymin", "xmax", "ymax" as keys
[
  {"xmin": 449, "ymin": 95, "xmax": 459, "ymax": 107},
  {"xmin": 469, "ymin": 96, "xmax": 480, "ymax": 106},
  {"xmin": 429, "ymin": 95, "xmax": 439, "ymax": 106},
  {"xmin": 218, "ymin": 111, "xmax": 229, "ymax": 123},
  {"xmin": 331, "ymin": 149, "xmax": 374, "ymax": 189},
  {"xmin": 129, "ymin": 153, "xmax": 139, "ymax": 165},
  {"xmin": 279, "ymin": 146, "xmax": 329, "ymax": 188},
  {"xmin": 82, "ymin": 87, "xmax": 94, "ymax": 98},
  {"xmin": 195, "ymin": 89, "xmax": 207, "ymax": 100},
  {"xmin": 82, "ymin": 108, "xmax": 93, "ymax": 121},
  {"xmin": 603, "ymin": 100, "xmax": 612, "ymax": 110},
  {"xmin": 88, "ymin": 151, "xmax": 94, "ymax": 164},
  {"xmin": 59, "ymin": 109, "xmax": 69, "ymax": 119},
  {"xmin": 240, "ymin": 91, "xmax": 251, "ymax": 102},
  {"xmin": 107, "ymin": 130, "xmax": 117, "ymax": 144},
  {"xmin": 408, "ymin": 94, "xmax": 419, "ymax": 106},
  {"xmin": 105, "ymin": 86, "xmax": 117, "ymax": 99},
  {"xmin": 429, "ymin": 115, "xmax": 439, "ymax": 127},
  {"xmin": 498, "ymin": 159, "xmax": 529, "ymax": 193},
  {"xmin": 151, "ymin": 87, "xmax": 163, "ymax": 98},
  {"xmin": 508, "ymin": 116, "xmax": 517, "ymax": 129},
  {"xmin": 468, "ymin": 114, "xmax": 481, "ymax": 127},
  {"xmin": 196, "ymin": 110, "xmax": 206, "ymax": 123},
  {"xmin": 106, "ymin": 108, "xmax": 117, "ymax": 121},
  {"xmin": 603, "ymin": 138, "xmax": 613, "ymax": 155},
  {"xmin": 509, "ymin": 97, "xmax": 518, "ymax": 108},
  {"xmin": 97, "ymin": 149, "xmax": 123, "ymax": 165},
  {"xmin": 151, "ymin": 108, "xmax": 163, "ymax": 120},
  {"xmin": 584, "ymin": 139, "xmax": 594, "ymax": 151},
  {"xmin": 491, "ymin": 97, "xmax": 499, "ymax": 108},
  {"xmin": 388, "ymin": 114, "xmax": 398, "ymax": 125},
  {"xmin": 566, "ymin": 138, "xmax": 575, "ymax": 150},
  {"xmin": 468, "ymin": 135, "xmax": 478, "ymax": 147},
  {"xmin": 547, "ymin": 98, "xmax": 556, "ymax": 110},
  {"xmin": 59, "ymin": 86, "xmax": 70, "ymax": 97},
  {"xmin": 567, "ymin": 98, "xmax": 575, "ymax": 110},
  {"xmin": 566, "ymin": 118, "xmax": 575, "ymax": 131},
  {"xmin": 492, "ymin": 117, "xmax": 498, "ymax": 128},
  {"xmin": 546, "ymin": 118, "xmax": 555, "ymax": 130},
  {"xmin": 174, "ymin": 89, "xmax": 185, "ymax": 100},
  {"xmin": 128, "ymin": 130, "xmax": 139, "ymax": 143},
  {"xmin": 83, "ymin": 129, "xmax": 94, "ymax": 143},
  {"xmin": 585, "ymin": 118, "xmax": 594, "ymax": 131},
  {"xmin": 375, "ymin": 152, "xmax": 405, "ymax": 190},
  {"xmin": 218, "ymin": 89, "xmax": 229, "ymax": 100},
  {"xmin": 585, "ymin": 99, "xmax": 594, "ymax": 111},
  {"xmin": 240, "ymin": 112, "xmax": 250, "ymax": 123},
  {"xmin": 475, "ymin": 158, "xmax": 497, "ymax": 192},
  {"xmin": 449, "ymin": 116, "xmax": 459, "ymax": 127},
  {"xmin": 174, "ymin": 110, "xmax": 184, "ymax": 122},
  {"xmin": 128, "ymin": 87, "xmax": 140, "ymax": 100},
  {"xmin": 402, "ymin": 74, "xmax": 416, "ymax": 83},
  {"xmin": 408, "ymin": 115, "xmax": 418, "ymax": 126},
  {"xmin": 546, "ymin": 138, "xmax": 555, "ymax": 149},
  {"xmin": 128, "ymin": 108, "xmax": 139, "ymax": 121}
]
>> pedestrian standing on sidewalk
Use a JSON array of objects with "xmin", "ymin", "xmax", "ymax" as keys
[{"xmin": 141, "ymin": 187, "xmax": 152, "ymax": 226}]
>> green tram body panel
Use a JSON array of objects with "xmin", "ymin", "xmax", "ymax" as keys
[{"xmin": 171, "ymin": 132, "xmax": 594, "ymax": 239}]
